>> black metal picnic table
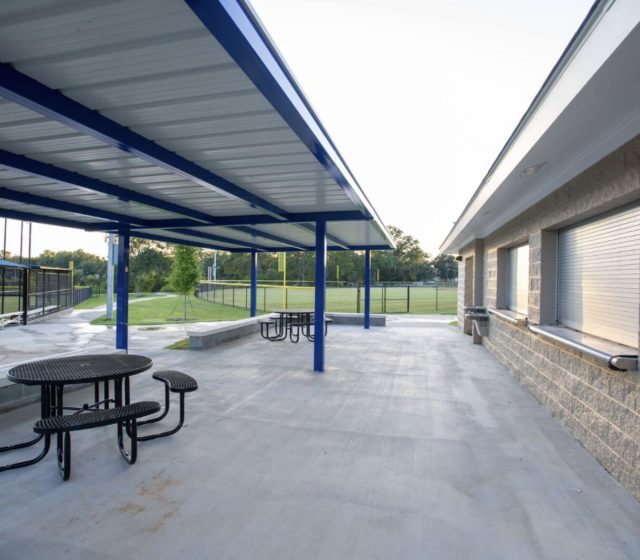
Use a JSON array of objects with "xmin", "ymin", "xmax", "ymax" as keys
[
  {"xmin": 0, "ymin": 354, "xmax": 152, "ymax": 472},
  {"xmin": 259, "ymin": 309, "xmax": 313, "ymax": 342},
  {"xmin": 260, "ymin": 309, "xmax": 330, "ymax": 343}
]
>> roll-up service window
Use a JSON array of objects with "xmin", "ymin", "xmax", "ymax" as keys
[
  {"xmin": 507, "ymin": 244, "xmax": 529, "ymax": 315},
  {"xmin": 557, "ymin": 203, "xmax": 640, "ymax": 347}
]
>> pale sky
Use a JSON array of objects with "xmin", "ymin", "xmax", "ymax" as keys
[{"xmin": 0, "ymin": 0, "xmax": 593, "ymax": 260}]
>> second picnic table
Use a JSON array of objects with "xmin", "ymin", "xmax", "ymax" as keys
[{"xmin": 260, "ymin": 309, "xmax": 330, "ymax": 343}]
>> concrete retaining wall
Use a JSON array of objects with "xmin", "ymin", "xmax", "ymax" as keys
[
  {"xmin": 326, "ymin": 313, "xmax": 386, "ymax": 326},
  {"xmin": 188, "ymin": 317, "xmax": 261, "ymax": 350}
]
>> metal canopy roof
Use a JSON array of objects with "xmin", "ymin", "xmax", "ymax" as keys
[
  {"xmin": 0, "ymin": 0, "xmax": 394, "ymax": 253},
  {"xmin": 0, "ymin": 258, "xmax": 26, "ymax": 268}
]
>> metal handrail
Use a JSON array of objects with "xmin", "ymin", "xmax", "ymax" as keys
[{"xmin": 527, "ymin": 324, "xmax": 638, "ymax": 372}]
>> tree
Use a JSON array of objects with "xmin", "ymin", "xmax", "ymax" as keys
[
  {"xmin": 129, "ymin": 246, "xmax": 173, "ymax": 293},
  {"xmin": 169, "ymin": 245, "xmax": 200, "ymax": 320},
  {"xmin": 327, "ymin": 251, "xmax": 361, "ymax": 284},
  {"xmin": 129, "ymin": 238, "xmax": 171, "ymax": 259},
  {"xmin": 34, "ymin": 249, "xmax": 107, "ymax": 288},
  {"xmin": 430, "ymin": 253, "xmax": 458, "ymax": 281},
  {"xmin": 371, "ymin": 226, "xmax": 430, "ymax": 282},
  {"xmin": 286, "ymin": 252, "xmax": 314, "ymax": 284}
]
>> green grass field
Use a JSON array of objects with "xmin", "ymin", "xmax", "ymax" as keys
[
  {"xmin": 0, "ymin": 295, "xmax": 21, "ymax": 313},
  {"xmin": 74, "ymin": 292, "xmax": 157, "ymax": 310},
  {"xmin": 91, "ymin": 295, "xmax": 250, "ymax": 325},
  {"xmin": 3, "ymin": 284, "xmax": 456, "ymax": 326},
  {"xmin": 198, "ymin": 284, "xmax": 458, "ymax": 315}
]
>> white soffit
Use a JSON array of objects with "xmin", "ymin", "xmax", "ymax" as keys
[{"xmin": 441, "ymin": 0, "xmax": 640, "ymax": 253}]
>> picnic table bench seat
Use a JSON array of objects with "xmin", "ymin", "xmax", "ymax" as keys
[
  {"xmin": 258, "ymin": 317, "xmax": 278, "ymax": 339},
  {"xmin": 34, "ymin": 401, "xmax": 160, "ymax": 433},
  {"xmin": 33, "ymin": 400, "xmax": 160, "ymax": 480},
  {"xmin": 288, "ymin": 317, "xmax": 332, "ymax": 343},
  {"xmin": 137, "ymin": 371, "xmax": 198, "ymax": 441}
]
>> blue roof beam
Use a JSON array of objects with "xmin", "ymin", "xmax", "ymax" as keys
[
  {"xmin": 134, "ymin": 231, "xmax": 258, "ymax": 252},
  {"xmin": 0, "ymin": 149, "xmax": 225, "ymax": 224},
  {"xmin": 0, "ymin": 208, "xmax": 353, "ymax": 252},
  {"xmin": 0, "ymin": 208, "xmax": 90, "ymax": 230},
  {"xmin": 186, "ymin": 0, "xmax": 374, "ymax": 218},
  {"xmin": 231, "ymin": 225, "xmax": 309, "ymax": 251},
  {"xmin": 223, "ymin": 244, "xmax": 391, "ymax": 253},
  {"xmin": 83, "ymin": 219, "xmax": 346, "ymax": 250},
  {"xmin": 83, "ymin": 211, "xmax": 367, "ymax": 231},
  {"xmin": 0, "ymin": 149, "xmax": 372, "ymax": 250},
  {"xmin": 297, "ymin": 223, "xmax": 350, "ymax": 250},
  {"xmin": 0, "ymin": 187, "xmax": 152, "ymax": 228},
  {"xmin": 0, "ymin": 63, "xmax": 290, "ymax": 219},
  {"xmin": 0, "ymin": 207, "xmax": 248, "ymax": 252},
  {"xmin": 169, "ymin": 227, "xmax": 295, "ymax": 251}
]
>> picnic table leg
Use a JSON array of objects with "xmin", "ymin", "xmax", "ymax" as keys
[
  {"xmin": 115, "ymin": 377, "xmax": 137, "ymax": 464},
  {"xmin": 0, "ymin": 386, "xmax": 51, "ymax": 472},
  {"xmin": 266, "ymin": 314, "xmax": 288, "ymax": 341},
  {"xmin": 267, "ymin": 319, "xmax": 283, "ymax": 340},
  {"xmin": 289, "ymin": 322, "xmax": 300, "ymax": 343},
  {"xmin": 57, "ymin": 430, "xmax": 71, "ymax": 480},
  {"xmin": 104, "ymin": 380, "xmax": 110, "ymax": 409},
  {"xmin": 54, "ymin": 385, "xmax": 67, "ymax": 479}
]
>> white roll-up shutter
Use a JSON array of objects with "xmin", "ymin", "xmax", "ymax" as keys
[
  {"xmin": 557, "ymin": 203, "xmax": 640, "ymax": 348},
  {"xmin": 507, "ymin": 244, "xmax": 529, "ymax": 314}
]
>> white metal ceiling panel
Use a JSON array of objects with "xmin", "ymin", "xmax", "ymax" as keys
[
  {"xmin": 328, "ymin": 221, "xmax": 390, "ymax": 248},
  {"xmin": 132, "ymin": 228, "xmax": 241, "ymax": 250},
  {"xmin": 0, "ymin": 0, "xmax": 353, "ymax": 215},
  {"xmin": 0, "ymin": 0, "xmax": 393, "ymax": 251}
]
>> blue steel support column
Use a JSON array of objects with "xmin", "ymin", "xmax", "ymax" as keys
[
  {"xmin": 364, "ymin": 250, "xmax": 371, "ymax": 330},
  {"xmin": 314, "ymin": 221, "xmax": 327, "ymax": 372},
  {"xmin": 250, "ymin": 250, "xmax": 257, "ymax": 317},
  {"xmin": 116, "ymin": 231, "xmax": 130, "ymax": 351}
]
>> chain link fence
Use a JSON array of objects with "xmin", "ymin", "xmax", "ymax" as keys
[
  {"xmin": 196, "ymin": 281, "xmax": 457, "ymax": 315},
  {"xmin": 1, "ymin": 264, "xmax": 93, "ymax": 323}
]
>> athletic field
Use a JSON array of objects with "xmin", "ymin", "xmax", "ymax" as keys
[{"xmin": 197, "ymin": 283, "xmax": 457, "ymax": 315}]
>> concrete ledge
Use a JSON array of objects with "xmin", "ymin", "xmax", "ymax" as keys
[
  {"xmin": 488, "ymin": 308, "xmax": 527, "ymax": 326},
  {"xmin": 0, "ymin": 382, "xmax": 89, "ymax": 414},
  {"xmin": 0, "ymin": 381, "xmax": 41, "ymax": 413},
  {"xmin": 326, "ymin": 312, "xmax": 386, "ymax": 326},
  {"xmin": 188, "ymin": 316, "xmax": 265, "ymax": 350}
]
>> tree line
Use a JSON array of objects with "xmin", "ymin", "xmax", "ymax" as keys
[
  {"xmin": 203, "ymin": 226, "xmax": 457, "ymax": 285},
  {"xmin": 2, "ymin": 226, "xmax": 457, "ymax": 292}
]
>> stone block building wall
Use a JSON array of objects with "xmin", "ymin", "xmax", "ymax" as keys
[{"xmin": 456, "ymin": 135, "xmax": 640, "ymax": 500}]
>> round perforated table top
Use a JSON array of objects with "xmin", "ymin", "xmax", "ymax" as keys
[{"xmin": 8, "ymin": 354, "xmax": 152, "ymax": 386}]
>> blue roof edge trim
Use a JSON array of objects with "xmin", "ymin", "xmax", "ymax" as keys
[
  {"xmin": 0, "ymin": 258, "xmax": 28, "ymax": 269},
  {"xmin": 186, "ymin": 0, "xmax": 394, "ymax": 249}
]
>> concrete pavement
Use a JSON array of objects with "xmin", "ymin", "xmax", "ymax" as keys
[{"xmin": 1, "ymin": 316, "xmax": 639, "ymax": 559}]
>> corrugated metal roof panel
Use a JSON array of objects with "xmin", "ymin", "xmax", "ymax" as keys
[{"xmin": 0, "ymin": 0, "xmax": 393, "ymax": 251}]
